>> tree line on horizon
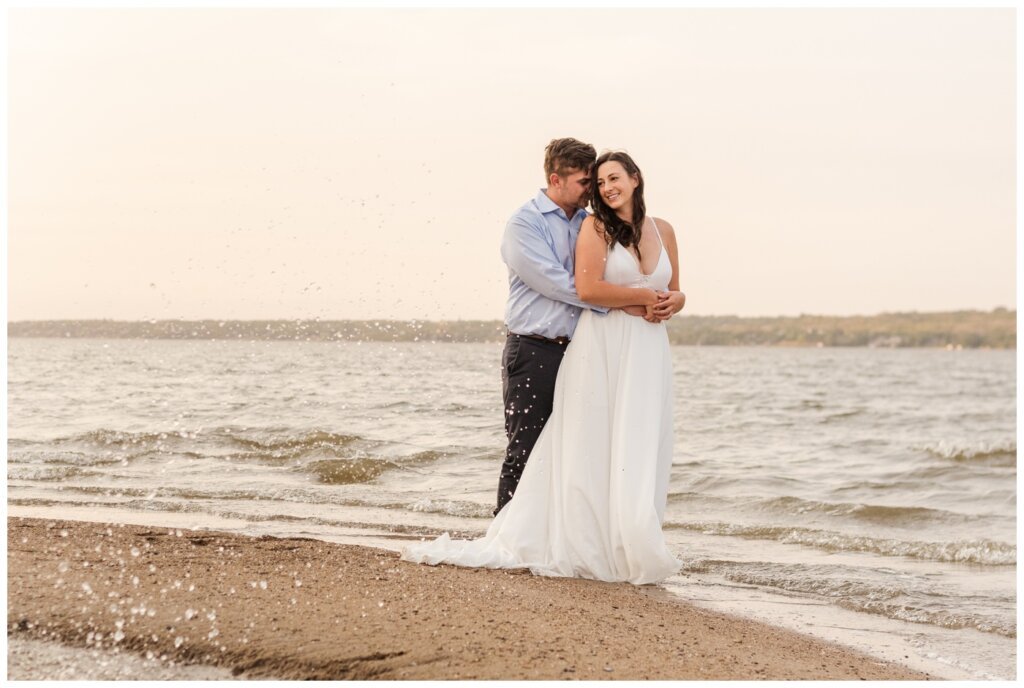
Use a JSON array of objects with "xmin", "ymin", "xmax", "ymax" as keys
[{"xmin": 7, "ymin": 309, "xmax": 1015, "ymax": 348}]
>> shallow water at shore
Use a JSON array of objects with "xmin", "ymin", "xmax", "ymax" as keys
[{"xmin": 7, "ymin": 338, "xmax": 1017, "ymax": 679}]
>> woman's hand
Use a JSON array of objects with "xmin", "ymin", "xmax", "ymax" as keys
[
  {"xmin": 644, "ymin": 303, "xmax": 659, "ymax": 322},
  {"xmin": 651, "ymin": 291, "xmax": 686, "ymax": 320}
]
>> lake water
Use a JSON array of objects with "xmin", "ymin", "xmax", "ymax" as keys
[{"xmin": 6, "ymin": 338, "xmax": 1016, "ymax": 679}]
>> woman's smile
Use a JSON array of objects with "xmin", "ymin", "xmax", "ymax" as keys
[{"xmin": 595, "ymin": 160, "xmax": 638, "ymax": 212}]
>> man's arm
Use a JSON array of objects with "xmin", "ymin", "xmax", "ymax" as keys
[{"xmin": 501, "ymin": 216, "xmax": 607, "ymax": 312}]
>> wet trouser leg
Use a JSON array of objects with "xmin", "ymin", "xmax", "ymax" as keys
[{"xmin": 495, "ymin": 334, "xmax": 567, "ymax": 516}]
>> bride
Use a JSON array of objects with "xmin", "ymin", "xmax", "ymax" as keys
[{"xmin": 402, "ymin": 151, "xmax": 684, "ymax": 585}]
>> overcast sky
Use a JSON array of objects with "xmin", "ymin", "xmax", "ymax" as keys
[{"xmin": 7, "ymin": 7, "xmax": 1016, "ymax": 321}]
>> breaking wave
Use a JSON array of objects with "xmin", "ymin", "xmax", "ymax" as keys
[
  {"xmin": 7, "ymin": 465, "xmax": 99, "ymax": 481},
  {"xmin": 681, "ymin": 558, "xmax": 1015, "ymax": 637},
  {"xmin": 667, "ymin": 493, "xmax": 977, "ymax": 527},
  {"xmin": 8, "ymin": 427, "xmax": 449, "ymax": 483},
  {"xmin": 299, "ymin": 450, "xmax": 445, "ymax": 485},
  {"xmin": 665, "ymin": 521, "xmax": 1015, "ymax": 565},
  {"xmin": 921, "ymin": 440, "xmax": 1016, "ymax": 466},
  {"xmin": 406, "ymin": 497, "xmax": 493, "ymax": 519},
  {"xmin": 756, "ymin": 496, "xmax": 976, "ymax": 526}
]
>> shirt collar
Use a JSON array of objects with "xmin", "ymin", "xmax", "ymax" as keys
[
  {"xmin": 535, "ymin": 189, "xmax": 561, "ymax": 214},
  {"xmin": 536, "ymin": 188, "xmax": 586, "ymax": 223}
]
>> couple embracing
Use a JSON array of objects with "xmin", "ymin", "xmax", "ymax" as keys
[{"xmin": 403, "ymin": 138, "xmax": 685, "ymax": 585}]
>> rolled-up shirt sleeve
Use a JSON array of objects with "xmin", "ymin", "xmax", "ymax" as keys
[{"xmin": 501, "ymin": 217, "xmax": 608, "ymax": 313}]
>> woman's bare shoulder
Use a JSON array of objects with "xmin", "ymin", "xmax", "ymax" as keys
[
  {"xmin": 582, "ymin": 214, "xmax": 607, "ymax": 235},
  {"xmin": 651, "ymin": 216, "xmax": 677, "ymax": 240}
]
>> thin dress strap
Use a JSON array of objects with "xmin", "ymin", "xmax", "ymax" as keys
[{"xmin": 649, "ymin": 216, "xmax": 664, "ymax": 249}]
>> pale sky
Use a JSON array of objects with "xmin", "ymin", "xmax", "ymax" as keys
[{"xmin": 7, "ymin": 7, "xmax": 1016, "ymax": 321}]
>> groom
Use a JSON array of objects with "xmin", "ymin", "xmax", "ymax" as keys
[{"xmin": 496, "ymin": 137, "xmax": 683, "ymax": 515}]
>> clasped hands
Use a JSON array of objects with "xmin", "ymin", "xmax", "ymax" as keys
[{"xmin": 622, "ymin": 290, "xmax": 686, "ymax": 323}]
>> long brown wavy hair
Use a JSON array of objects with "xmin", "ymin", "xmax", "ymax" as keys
[{"xmin": 590, "ymin": 151, "xmax": 646, "ymax": 260}]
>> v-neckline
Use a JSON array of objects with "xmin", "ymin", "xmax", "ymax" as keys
[
  {"xmin": 619, "ymin": 217, "xmax": 664, "ymax": 276},
  {"xmin": 621, "ymin": 242, "xmax": 664, "ymax": 277}
]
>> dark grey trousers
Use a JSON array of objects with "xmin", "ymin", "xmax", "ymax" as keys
[{"xmin": 495, "ymin": 334, "xmax": 568, "ymax": 515}]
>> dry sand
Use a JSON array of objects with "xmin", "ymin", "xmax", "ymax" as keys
[{"xmin": 7, "ymin": 517, "xmax": 934, "ymax": 680}]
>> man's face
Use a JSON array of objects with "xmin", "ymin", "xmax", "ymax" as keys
[{"xmin": 552, "ymin": 169, "xmax": 592, "ymax": 210}]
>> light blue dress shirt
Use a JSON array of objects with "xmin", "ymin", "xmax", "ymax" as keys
[{"xmin": 501, "ymin": 189, "xmax": 608, "ymax": 339}]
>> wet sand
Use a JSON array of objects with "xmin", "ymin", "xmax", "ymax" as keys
[
  {"xmin": 7, "ymin": 517, "xmax": 934, "ymax": 680},
  {"xmin": 7, "ymin": 635, "xmax": 241, "ymax": 680}
]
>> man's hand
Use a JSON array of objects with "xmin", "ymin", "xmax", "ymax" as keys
[
  {"xmin": 622, "ymin": 305, "xmax": 647, "ymax": 317},
  {"xmin": 651, "ymin": 291, "xmax": 686, "ymax": 321},
  {"xmin": 621, "ymin": 305, "xmax": 660, "ymax": 322}
]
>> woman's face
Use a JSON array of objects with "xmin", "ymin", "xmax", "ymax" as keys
[{"xmin": 595, "ymin": 160, "xmax": 639, "ymax": 212}]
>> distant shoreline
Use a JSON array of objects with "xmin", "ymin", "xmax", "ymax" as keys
[{"xmin": 7, "ymin": 309, "xmax": 1015, "ymax": 348}]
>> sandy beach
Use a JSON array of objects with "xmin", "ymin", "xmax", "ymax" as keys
[{"xmin": 5, "ymin": 516, "xmax": 935, "ymax": 680}]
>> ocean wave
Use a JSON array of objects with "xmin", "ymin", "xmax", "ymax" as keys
[
  {"xmin": 667, "ymin": 490, "xmax": 728, "ymax": 504},
  {"xmin": 6, "ymin": 448, "xmax": 127, "ymax": 467},
  {"xmin": 682, "ymin": 558, "xmax": 1015, "ymax": 638},
  {"xmin": 831, "ymin": 479, "xmax": 921, "ymax": 493},
  {"xmin": 34, "ymin": 484, "xmax": 265, "ymax": 502},
  {"xmin": 668, "ymin": 493, "xmax": 975, "ymax": 527},
  {"xmin": 379, "ymin": 401, "xmax": 414, "ymax": 409},
  {"xmin": 407, "ymin": 497, "xmax": 492, "ymax": 519},
  {"xmin": 53, "ymin": 428, "xmax": 195, "ymax": 448},
  {"xmin": 226, "ymin": 429, "xmax": 361, "ymax": 453},
  {"xmin": 838, "ymin": 598, "xmax": 1016, "ymax": 638},
  {"xmin": 470, "ymin": 450, "xmax": 505, "ymax": 462},
  {"xmin": 11, "ymin": 428, "xmax": 226, "ymax": 467},
  {"xmin": 822, "ymin": 409, "xmax": 865, "ymax": 423},
  {"xmin": 38, "ymin": 483, "xmax": 328, "ymax": 504},
  {"xmin": 303, "ymin": 458, "xmax": 401, "ymax": 485},
  {"xmin": 13, "ymin": 427, "xmax": 453, "ymax": 475},
  {"xmin": 299, "ymin": 449, "xmax": 447, "ymax": 485},
  {"xmin": 7, "ymin": 465, "xmax": 99, "ymax": 481},
  {"xmin": 26, "ymin": 483, "xmax": 491, "ymax": 517},
  {"xmin": 8, "ymin": 495, "xmax": 200, "ymax": 513},
  {"xmin": 683, "ymin": 559, "xmax": 906, "ymax": 599},
  {"xmin": 5, "ymin": 497, "xmax": 487, "ymax": 541},
  {"xmin": 665, "ymin": 520, "xmax": 1015, "ymax": 565},
  {"xmin": 19, "ymin": 483, "xmax": 462, "ymax": 511},
  {"xmin": 40, "ymin": 427, "xmax": 364, "ymax": 457},
  {"xmin": 758, "ymin": 496, "xmax": 974, "ymax": 526},
  {"xmin": 921, "ymin": 440, "xmax": 1016, "ymax": 466},
  {"xmin": 210, "ymin": 511, "xmax": 483, "ymax": 538},
  {"xmin": 378, "ymin": 400, "xmax": 471, "ymax": 412}
]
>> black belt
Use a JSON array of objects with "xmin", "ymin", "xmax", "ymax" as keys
[{"xmin": 508, "ymin": 331, "xmax": 570, "ymax": 346}]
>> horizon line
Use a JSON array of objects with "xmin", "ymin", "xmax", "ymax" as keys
[{"xmin": 6, "ymin": 307, "xmax": 1016, "ymax": 325}]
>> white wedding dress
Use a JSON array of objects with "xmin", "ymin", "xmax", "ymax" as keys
[{"xmin": 402, "ymin": 218, "xmax": 681, "ymax": 585}]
